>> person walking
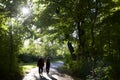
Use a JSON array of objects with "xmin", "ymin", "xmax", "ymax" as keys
[
  {"xmin": 37, "ymin": 57, "xmax": 44, "ymax": 77},
  {"xmin": 46, "ymin": 56, "xmax": 51, "ymax": 74}
]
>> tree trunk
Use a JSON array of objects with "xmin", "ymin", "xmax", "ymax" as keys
[
  {"xmin": 67, "ymin": 41, "xmax": 76, "ymax": 60},
  {"xmin": 9, "ymin": 24, "xmax": 13, "ymax": 73}
]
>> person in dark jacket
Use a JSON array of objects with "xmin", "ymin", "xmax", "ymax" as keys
[
  {"xmin": 37, "ymin": 57, "xmax": 44, "ymax": 76},
  {"xmin": 46, "ymin": 56, "xmax": 51, "ymax": 74}
]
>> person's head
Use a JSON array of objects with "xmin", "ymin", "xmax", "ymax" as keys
[
  {"xmin": 46, "ymin": 56, "xmax": 50, "ymax": 59},
  {"xmin": 39, "ymin": 56, "xmax": 44, "ymax": 59},
  {"xmin": 39, "ymin": 56, "xmax": 41, "ymax": 58}
]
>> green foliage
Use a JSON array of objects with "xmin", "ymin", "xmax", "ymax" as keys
[
  {"xmin": 1, "ymin": 0, "xmax": 120, "ymax": 79},
  {"xmin": 18, "ymin": 37, "xmax": 67, "ymax": 63},
  {"xmin": 105, "ymin": 54, "xmax": 120, "ymax": 80},
  {"xmin": 21, "ymin": 62, "xmax": 37, "ymax": 74},
  {"xmin": 31, "ymin": 0, "xmax": 120, "ymax": 79},
  {"xmin": 0, "ymin": 0, "xmax": 28, "ymax": 79},
  {"xmin": 86, "ymin": 58, "xmax": 111, "ymax": 80},
  {"xmin": 18, "ymin": 53, "xmax": 38, "ymax": 63},
  {"xmin": 65, "ymin": 55, "xmax": 91, "ymax": 79},
  {"xmin": 0, "ymin": 25, "xmax": 23, "ymax": 80}
]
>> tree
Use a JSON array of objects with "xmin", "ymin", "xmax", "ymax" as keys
[
  {"xmin": 31, "ymin": 0, "xmax": 120, "ymax": 79},
  {"xmin": 1, "ymin": 0, "xmax": 119, "ymax": 79},
  {"xmin": 0, "ymin": 0, "xmax": 29, "ymax": 79}
]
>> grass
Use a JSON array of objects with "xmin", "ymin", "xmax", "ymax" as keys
[{"xmin": 21, "ymin": 62, "xmax": 37, "ymax": 74}]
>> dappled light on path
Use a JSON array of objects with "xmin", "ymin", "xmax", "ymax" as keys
[
  {"xmin": 51, "ymin": 61, "xmax": 64, "ymax": 69},
  {"xmin": 22, "ymin": 61, "xmax": 73, "ymax": 80},
  {"xmin": 23, "ymin": 68, "xmax": 58, "ymax": 80}
]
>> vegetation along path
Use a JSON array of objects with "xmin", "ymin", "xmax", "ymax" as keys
[{"xmin": 22, "ymin": 61, "xmax": 74, "ymax": 80}]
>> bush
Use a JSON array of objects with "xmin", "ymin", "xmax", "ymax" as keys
[
  {"xmin": 106, "ymin": 54, "xmax": 120, "ymax": 80},
  {"xmin": 18, "ymin": 53, "xmax": 39, "ymax": 63},
  {"xmin": 64, "ymin": 55, "xmax": 91, "ymax": 79}
]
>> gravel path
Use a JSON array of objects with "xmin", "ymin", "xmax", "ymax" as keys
[{"xmin": 22, "ymin": 61, "xmax": 74, "ymax": 80}]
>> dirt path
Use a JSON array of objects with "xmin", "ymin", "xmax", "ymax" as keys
[{"xmin": 22, "ymin": 61, "xmax": 74, "ymax": 80}]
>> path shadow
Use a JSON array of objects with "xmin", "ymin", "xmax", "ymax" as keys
[
  {"xmin": 34, "ymin": 75, "xmax": 48, "ymax": 80},
  {"xmin": 40, "ymin": 76, "xmax": 49, "ymax": 80},
  {"xmin": 47, "ymin": 74, "xmax": 57, "ymax": 80}
]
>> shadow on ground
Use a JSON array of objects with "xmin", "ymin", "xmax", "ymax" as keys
[
  {"xmin": 34, "ymin": 75, "xmax": 48, "ymax": 80},
  {"xmin": 47, "ymin": 74, "xmax": 57, "ymax": 80},
  {"xmin": 33, "ymin": 74, "xmax": 57, "ymax": 80}
]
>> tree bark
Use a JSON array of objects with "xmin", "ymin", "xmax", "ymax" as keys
[{"xmin": 67, "ymin": 41, "xmax": 76, "ymax": 60}]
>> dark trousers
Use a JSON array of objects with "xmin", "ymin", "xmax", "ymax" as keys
[
  {"xmin": 38, "ymin": 67, "xmax": 43, "ymax": 74},
  {"xmin": 46, "ymin": 66, "xmax": 50, "ymax": 74}
]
